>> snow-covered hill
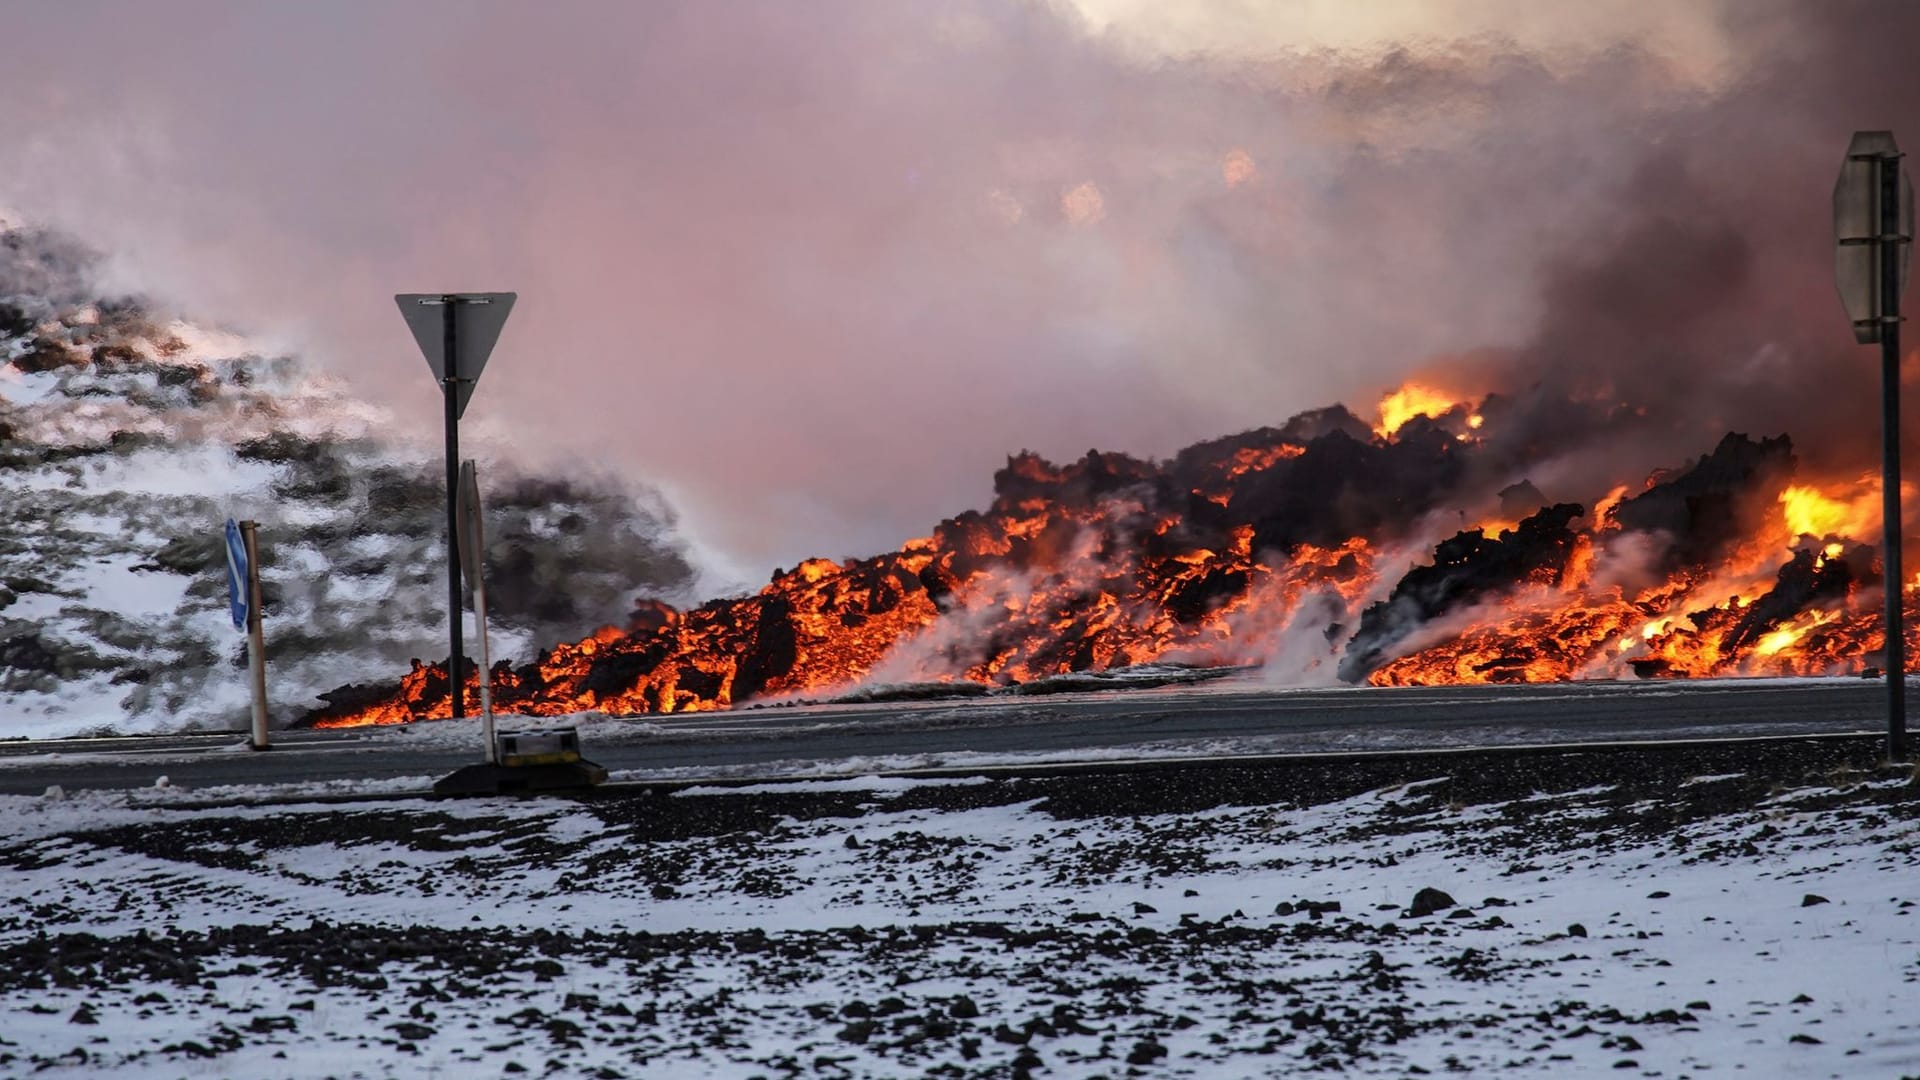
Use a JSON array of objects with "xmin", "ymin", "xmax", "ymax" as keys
[{"xmin": 0, "ymin": 224, "xmax": 697, "ymax": 739}]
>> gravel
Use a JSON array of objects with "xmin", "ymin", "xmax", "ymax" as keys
[{"xmin": 1, "ymin": 737, "xmax": 1915, "ymax": 1077}]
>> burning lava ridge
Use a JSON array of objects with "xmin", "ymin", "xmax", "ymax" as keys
[{"xmin": 305, "ymin": 386, "xmax": 1903, "ymax": 727}]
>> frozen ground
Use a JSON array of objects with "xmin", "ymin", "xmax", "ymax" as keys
[{"xmin": 0, "ymin": 742, "xmax": 1917, "ymax": 1078}]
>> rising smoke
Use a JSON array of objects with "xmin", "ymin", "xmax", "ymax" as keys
[{"xmin": 0, "ymin": 1, "xmax": 1914, "ymax": 577}]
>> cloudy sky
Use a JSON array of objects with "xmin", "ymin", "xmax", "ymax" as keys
[{"xmin": 0, "ymin": 1, "xmax": 1908, "ymax": 575}]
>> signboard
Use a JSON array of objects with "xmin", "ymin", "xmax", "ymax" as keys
[
  {"xmin": 1833, "ymin": 130, "xmax": 1913, "ymax": 344},
  {"xmin": 1833, "ymin": 130, "xmax": 1914, "ymax": 762},
  {"xmin": 223, "ymin": 517, "xmax": 249, "ymax": 631},
  {"xmin": 394, "ymin": 293, "xmax": 516, "ymax": 418},
  {"xmin": 455, "ymin": 459, "xmax": 485, "ymax": 594}
]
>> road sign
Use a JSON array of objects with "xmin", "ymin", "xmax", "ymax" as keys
[
  {"xmin": 455, "ymin": 459, "xmax": 498, "ymax": 762},
  {"xmin": 1834, "ymin": 131, "xmax": 1913, "ymax": 344},
  {"xmin": 456, "ymin": 459, "xmax": 484, "ymax": 594},
  {"xmin": 397, "ymin": 291, "xmax": 516, "ymax": 721},
  {"xmin": 1833, "ymin": 130, "xmax": 1912, "ymax": 763},
  {"xmin": 223, "ymin": 518, "xmax": 249, "ymax": 631},
  {"xmin": 395, "ymin": 292, "xmax": 516, "ymax": 418}
]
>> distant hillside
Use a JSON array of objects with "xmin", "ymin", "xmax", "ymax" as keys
[{"xmin": 0, "ymin": 224, "xmax": 697, "ymax": 738}]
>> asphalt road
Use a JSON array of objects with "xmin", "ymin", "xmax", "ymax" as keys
[{"xmin": 0, "ymin": 676, "xmax": 1897, "ymax": 796}]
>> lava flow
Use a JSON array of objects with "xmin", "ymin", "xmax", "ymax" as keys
[{"xmin": 305, "ymin": 381, "xmax": 1917, "ymax": 727}]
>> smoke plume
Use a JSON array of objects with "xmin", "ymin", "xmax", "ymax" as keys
[{"xmin": 0, "ymin": 1, "xmax": 1914, "ymax": 577}]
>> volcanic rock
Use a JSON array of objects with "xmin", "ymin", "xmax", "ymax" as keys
[
  {"xmin": 1723, "ymin": 545, "xmax": 1873, "ymax": 656},
  {"xmin": 1406, "ymin": 888, "xmax": 1457, "ymax": 918},
  {"xmin": 1611, "ymin": 432, "xmax": 1796, "ymax": 568},
  {"xmin": 1127, "ymin": 1039, "xmax": 1169, "ymax": 1065},
  {"xmin": 1339, "ymin": 504, "xmax": 1585, "ymax": 682}
]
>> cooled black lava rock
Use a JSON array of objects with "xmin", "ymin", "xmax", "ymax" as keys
[
  {"xmin": 1339, "ymin": 504, "xmax": 1585, "ymax": 682},
  {"xmin": 1611, "ymin": 432, "xmax": 1796, "ymax": 570},
  {"xmin": 1406, "ymin": 888, "xmax": 1457, "ymax": 918},
  {"xmin": 1127, "ymin": 1039, "xmax": 1169, "ymax": 1065},
  {"xmin": 1714, "ymin": 544, "xmax": 1873, "ymax": 656}
]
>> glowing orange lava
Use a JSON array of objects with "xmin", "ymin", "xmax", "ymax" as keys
[
  {"xmin": 304, "ymin": 402, "xmax": 1916, "ymax": 728},
  {"xmin": 1374, "ymin": 382, "xmax": 1472, "ymax": 438}
]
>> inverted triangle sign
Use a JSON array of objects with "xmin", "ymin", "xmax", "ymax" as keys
[{"xmin": 395, "ymin": 293, "xmax": 516, "ymax": 418}]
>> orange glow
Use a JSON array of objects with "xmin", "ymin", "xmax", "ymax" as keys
[
  {"xmin": 1061, "ymin": 182, "xmax": 1105, "ymax": 225},
  {"xmin": 1374, "ymin": 381, "xmax": 1469, "ymax": 438},
  {"xmin": 1779, "ymin": 477, "xmax": 1879, "ymax": 541},
  {"xmin": 1753, "ymin": 609, "xmax": 1839, "ymax": 658},
  {"xmin": 1592, "ymin": 485, "xmax": 1630, "ymax": 529},
  {"xmin": 1222, "ymin": 148, "xmax": 1257, "ymax": 187}
]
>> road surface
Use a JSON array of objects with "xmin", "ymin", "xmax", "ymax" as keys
[{"xmin": 0, "ymin": 676, "xmax": 1894, "ymax": 796}]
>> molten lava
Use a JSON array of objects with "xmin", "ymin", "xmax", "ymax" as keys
[
  {"xmin": 305, "ymin": 378, "xmax": 1919, "ymax": 728},
  {"xmin": 1373, "ymin": 381, "xmax": 1473, "ymax": 438}
]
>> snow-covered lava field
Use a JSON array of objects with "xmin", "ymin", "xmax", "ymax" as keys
[{"xmin": 2, "ymin": 737, "xmax": 1917, "ymax": 1078}]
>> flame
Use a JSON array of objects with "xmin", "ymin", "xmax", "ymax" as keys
[
  {"xmin": 1592, "ymin": 484, "xmax": 1630, "ymax": 529},
  {"xmin": 1752, "ymin": 609, "xmax": 1840, "ymax": 658},
  {"xmin": 1778, "ymin": 476, "xmax": 1879, "ymax": 541},
  {"xmin": 1374, "ymin": 382, "xmax": 1469, "ymax": 438}
]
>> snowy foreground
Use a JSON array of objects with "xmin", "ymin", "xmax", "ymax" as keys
[{"xmin": 2, "ymin": 743, "xmax": 1918, "ymax": 1078}]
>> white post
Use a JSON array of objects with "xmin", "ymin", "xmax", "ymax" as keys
[
  {"xmin": 474, "ymin": 550, "xmax": 497, "ymax": 765},
  {"xmin": 240, "ymin": 520, "xmax": 270, "ymax": 751},
  {"xmin": 457, "ymin": 459, "xmax": 498, "ymax": 765}
]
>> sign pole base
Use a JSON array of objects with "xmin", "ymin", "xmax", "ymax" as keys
[{"xmin": 432, "ymin": 760, "xmax": 608, "ymax": 797}]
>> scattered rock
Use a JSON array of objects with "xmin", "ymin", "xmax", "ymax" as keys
[
  {"xmin": 1407, "ymin": 888, "xmax": 1456, "ymax": 918},
  {"xmin": 1127, "ymin": 1039, "xmax": 1168, "ymax": 1065},
  {"xmin": 1801, "ymin": 894, "xmax": 1829, "ymax": 907}
]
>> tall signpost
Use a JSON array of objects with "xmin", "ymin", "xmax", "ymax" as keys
[
  {"xmin": 1835, "ymin": 131, "xmax": 1914, "ymax": 761},
  {"xmin": 395, "ymin": 292, "xmax": 516, "ymax": 723}
]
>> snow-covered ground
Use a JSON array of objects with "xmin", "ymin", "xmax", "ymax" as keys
[{"xmin": 2, "ymin": 746, "xmax": 1915, "ymax": 1077}]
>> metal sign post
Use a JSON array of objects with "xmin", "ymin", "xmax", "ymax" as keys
[
  {"xmin": 432, "ymin": 457, "xmax": 609, "ymax": 796},
  {"xmin": 395, "ymin": 292, "xmax": 516, "ymax": 721},
  {"xmin": 1835, "ymin": 130, "xmax": 1914, "ymax": 761},
  {"xmin": 456, "ymin": 460, "xmax": 498, "ymax": 763},
  {"xmin": 224, "ymin": 517, "xmax": 270, "ymax": 751}
]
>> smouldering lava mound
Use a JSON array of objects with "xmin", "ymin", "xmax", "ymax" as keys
[{"xmin": 309, "ymin": 381, "xmax": 1907, "ymax": 726}]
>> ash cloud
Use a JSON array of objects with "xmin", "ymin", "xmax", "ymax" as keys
[{"xmin": 0, "ymin": 1, "xmax": 1909, "ymax": 577}]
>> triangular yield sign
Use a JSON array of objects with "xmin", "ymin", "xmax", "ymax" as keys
[{"xmin": 395, "ymin": 293, "xmax": 517, "ymax": 417}]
